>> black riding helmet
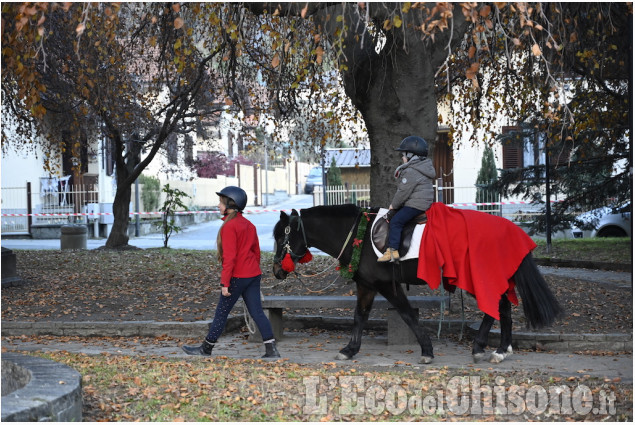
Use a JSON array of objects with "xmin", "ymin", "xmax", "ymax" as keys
[
  {"xmin": 395, "ymin": 135, "xmax": 429, "ymax": 158},
  {"xmin": 216, "ymin": 186, "xmax": 248, "ymax": 211}
]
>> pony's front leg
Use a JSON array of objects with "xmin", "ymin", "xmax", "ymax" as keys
[
  {"xmin": 377, "ymin": 285, "xmax": 434, "ymax": 364},
  {"xmin": 336, "ymin": 284, "xmax": 376, "ymax": 360},
  {"xmin": 490, "ymin": 294, "xmax": 513, "ymax": 363}
]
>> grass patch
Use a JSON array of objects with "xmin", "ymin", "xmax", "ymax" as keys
[{"xmin": 532, "ymin": 237, "xmax": 632, "ymax": 264}]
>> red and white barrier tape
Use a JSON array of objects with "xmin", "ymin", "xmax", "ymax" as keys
[
  {"xmin": 450, "ymin": 200, "xmax": 563, "ymax": 207},
  {"xmin": 0, "ymin": 209, "xmax": 293, "ymax": 217},
  {"xmin": 1, "ymin": 200, "xmax": 562, "ymax": 218}
]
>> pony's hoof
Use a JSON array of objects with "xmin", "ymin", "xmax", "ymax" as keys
[
  {"xmin": 472, "ymin": 352, "xmax": 486, "ymax": 362},
  {"xmin": 489, "ymin": 352, "xmax": 505, "ymax": 363},
  {"xmin": 336, "ymin": 352, "xmax": 351, "ymax": 360},
  {"xmin": 420, "ymin": 355, "xmax": 433, "ymax": 364},
  {"xmin": 489, "ymin": 346, "xmax": 512, "ymax": 364}
]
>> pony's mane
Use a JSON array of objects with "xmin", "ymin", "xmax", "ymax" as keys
[{"xmin": 302, "ymin": 204, "xmax": 379, "ymax": 219}]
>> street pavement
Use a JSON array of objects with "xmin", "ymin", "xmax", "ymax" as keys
[
  {"xmin": 1, "ymin": 194, "xmax": 316, "ymax": 252},
  {"xmin": 3, "ymin": 329, "xmax": 632, "ymax": 383}
]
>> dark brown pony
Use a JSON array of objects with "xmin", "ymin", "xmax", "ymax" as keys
[{"xmin": 272, "ymin": 204, "xmax": 562, "ymax": 364}]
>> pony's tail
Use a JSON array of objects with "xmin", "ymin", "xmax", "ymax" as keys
[{"xmin": 513, "ymin": 253, "xmax": 563, "ymax": 329}]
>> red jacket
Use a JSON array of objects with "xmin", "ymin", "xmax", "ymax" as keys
[{"xmin": 219, "ymin": 213, "xmax": 261, "ymax": 287}]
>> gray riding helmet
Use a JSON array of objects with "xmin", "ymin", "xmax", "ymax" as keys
[
  {"xmin": 216, "ymin": 186, "xmax": 248, "ymax": 211},
  {"xmin": 395, "ymin": 136, "xmax": 429, "ymax": 158}
]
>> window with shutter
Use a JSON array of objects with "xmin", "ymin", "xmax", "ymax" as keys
[
  {"xmin": 503, "ymin": 145, "xmax": 524, "ymax": 168},
  {"xmin": 501, "ymin": 126, "xmax": 524, "ymax": 169},
  {"xmin": 105, "ymin": 138, "xmax": 114, "ymax": 176},
  {"xmin": 433, "ymin": 132, "xmax": 454, "ymax": 204},
  {"xmin": 166, "ymin": 134, "xmax": 178, "ymax": 164},
  {"xmin": 184, "ymin": 135, "xmax": 194, "ymax": 167}
]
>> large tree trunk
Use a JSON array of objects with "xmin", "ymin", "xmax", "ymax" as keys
[
  {"xmin": 317, "ymin": 3, "xmax": 469, "ymax": 206},
  {"xmin": 104, "ymin": 134, "xmax": 140, "ymax": 249},
  {"xmin": 107, "ymin": 183, "xmax": 132, "ymax": 247},
  {"xmin": 360, "ymin": 49, "xmax": 439, "ymax": 207}
]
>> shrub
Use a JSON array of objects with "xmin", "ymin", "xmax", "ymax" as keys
[
  {"xmin": 161, "ymin": 184, "xmax": 191, "ymax": 248},
  {"xmin": 139, "ymin": 174, "xmax": 160, "ymax": 213},
  {"xmin": 475, "ymin": 146, "xmax": 500, "ymax": 213},
  {"xmin": 327, "ymin": 157, "xmax": 342, "ymax": 186}
]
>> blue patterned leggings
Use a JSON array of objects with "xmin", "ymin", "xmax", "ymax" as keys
[{"xmin": 205, "ymin": 275, "xmax": 274, "ymax": 342}]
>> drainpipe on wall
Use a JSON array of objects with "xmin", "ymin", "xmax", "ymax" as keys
[
  {"xmin": 27, "ymin": 182, "xmax": 32, "ymax": 236},
  {"xmin": 253, "ymin": 164, "xmax": 259, "ymax": 206}
]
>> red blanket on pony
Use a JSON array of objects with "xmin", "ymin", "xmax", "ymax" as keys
[{"xmin": 417, "ymin": 202, "xmax": 537, "ymax": 320}]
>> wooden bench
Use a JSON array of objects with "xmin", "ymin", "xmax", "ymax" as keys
[{"xmin": 250, "ymin": 295, "xmax": 450, "ymax": 345}]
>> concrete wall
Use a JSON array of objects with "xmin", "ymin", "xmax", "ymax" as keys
[{"xmin": 127, "ymin": 160, "xmax": 316, "ymax": 214}]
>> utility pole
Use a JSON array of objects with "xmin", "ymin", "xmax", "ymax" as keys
[
  {"xmin": 320, "ymin": 143, "xmax": 327, "ymax": 206},
  {"xmin": 264, "ymin": 134, "xmax": 269, "ymax": 207},
  {"xmin": 544, "ymin": 134, "xmax": 552, "ymax": 254}
]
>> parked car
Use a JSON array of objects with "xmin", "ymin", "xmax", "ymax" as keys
[
  {"xmin": 571, "ymin": 203, "xmax": 631, "ymax": 238},
  {"xmin": 304, "ymin": 167, "xmax": 324, "ymax": 194}
]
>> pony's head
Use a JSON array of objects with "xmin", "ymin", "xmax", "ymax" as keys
[{"xmin": 272, "ymin": 209, "xmax": 312, "ymax": 279}]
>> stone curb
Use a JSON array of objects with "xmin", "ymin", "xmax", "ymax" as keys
[
  {"xmin": 533, "ymin": 258, "xmax": 632, "ymax": 272},
  {"xmin": 1, "ymin": 352, "xmax": 82, "ymax": 422},
  {"xmin": 470, "ymin": 324, "xmax": 633, "ymax": 352},
  {"xmin": 1, "ymin": 317, "xmax": 244, "ymax": 339},
  {"xmin": 2, "ymin": 316, "xmax": 632, "ymax": 353}
]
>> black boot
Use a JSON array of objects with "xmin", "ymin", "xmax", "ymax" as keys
[
  {"xmin": 182, "ymin": 339, "xmax": 214, "ymax": 356},
  {"xmin": 262, "ymin": 340, "xmax": 280, "ymax": 358}
]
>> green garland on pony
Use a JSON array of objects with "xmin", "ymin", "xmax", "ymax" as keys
[{"xmin": 337, "ymin": 209, "xmax": 371, "ymax": 279}]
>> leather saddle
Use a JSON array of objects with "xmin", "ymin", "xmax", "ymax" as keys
[{"xmin": 371, "ymin": 211, "xmax": 427, "ymax": 257}]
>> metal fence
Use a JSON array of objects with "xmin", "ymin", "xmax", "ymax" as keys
[
  {"xmin": 314, "ymin": 184, "xmax": 371, "ymax": 208},
  {"xmin": 442, "ymin": 183, "xmax": 545, "ymax": 221},
  {"xmin": 2, "ymin": 180, "xmax": 550, "ymax": 234},
  {"xmin": 314, "ymin": 183, "xmax": 546, "ymax": 222},
  {"xmin": 1, "ymin": 186, "xmax": 30, "ymax": 233},
  {"xmin": 1, "ymin": 183, "xmax": 99, "ymax": 233}
]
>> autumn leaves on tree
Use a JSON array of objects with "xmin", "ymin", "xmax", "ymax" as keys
[{"xmin": 2, "ymin": 3, "xmax": 631, "ymax": 247}]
